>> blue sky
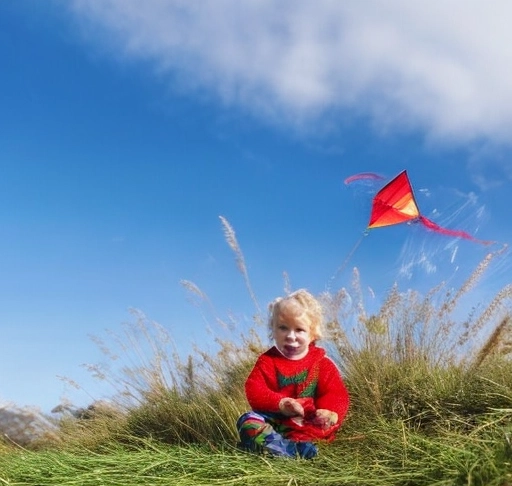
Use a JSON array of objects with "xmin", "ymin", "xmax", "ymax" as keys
[{"xmin": 2, "ymin": 1, "xmax": 512, "ymax": 413}]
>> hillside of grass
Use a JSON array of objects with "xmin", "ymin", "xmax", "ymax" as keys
[
  {"xmin": 2, "ymin": 408, "xmax": 512, "ymax": 485},
  {"xmin": 1, "ymin": 220, "xmax": 511, "ymax": 485}
]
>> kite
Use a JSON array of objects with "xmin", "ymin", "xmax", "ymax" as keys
[
  {"xmin": 328, "ymin": 169, "xmax": 495, "ymax": 287},
  {"xmin": 351, "ymin": 170, "xmax": 492, "ymax": 245}
]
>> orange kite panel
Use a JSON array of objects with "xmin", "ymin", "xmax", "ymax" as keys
[{"xmin": 368, "ymin": 170, "xmax": 419, "ymax": 229}]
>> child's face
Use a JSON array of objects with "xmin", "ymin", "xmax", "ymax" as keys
[{"xmin": 273, "ymin": 303, "xmax": 312, "ymax": 360}]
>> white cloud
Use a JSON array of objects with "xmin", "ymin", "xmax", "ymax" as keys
[
  {"xmin": 68, "ymin": 0, "xmax": 512, "ymax": 145},
  {"xmin": 468, "ymin": 144, "xmax": 512, "ymax": 189}
]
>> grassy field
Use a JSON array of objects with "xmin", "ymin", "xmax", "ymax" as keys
[
  {"xmin": 1, "ymin": 221, "xmax": 511, "ymax": 485},
  {"xmin": 1, "ymin": 413, "xmax": 512, "ymax": 485}
]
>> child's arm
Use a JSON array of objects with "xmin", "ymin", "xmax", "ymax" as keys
[
  {"xmin": 314, "ymin": 357, "xmax": 350, "ymax": 425},
  {"xmin": 245, "ymin": 355, "xmax": 286, "ymax": 413}
]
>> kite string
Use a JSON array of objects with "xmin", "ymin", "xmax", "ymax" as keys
[{"xmin": 326, "ymin": 232, "xmax": 367, "ymax": 291}]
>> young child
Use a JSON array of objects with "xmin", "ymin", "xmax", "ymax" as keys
[{"xmin": 237, "ymin": 289, "xmax": 350, "ymax": 459}]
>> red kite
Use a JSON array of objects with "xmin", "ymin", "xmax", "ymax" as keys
[{"xmin": 352, "ymin": 170, "xmax": 492, "ymax": 245}]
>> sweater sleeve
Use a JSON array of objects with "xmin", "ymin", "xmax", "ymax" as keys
[
  {"xmin": 244, "ymin": 355, "xmax": 284, "ymax": 413},
  {"xmin": 314, "ymin": 357, "xmax": 350, "ymax": 425}
]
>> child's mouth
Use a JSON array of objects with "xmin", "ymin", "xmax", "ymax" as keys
[{"xmin": 284, "ymin": 345, "xmax": 299, "ymax": 354}]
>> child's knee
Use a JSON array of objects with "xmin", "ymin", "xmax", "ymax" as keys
[
  {"xmin": 236, "ymin": 411, "xmax": 266, "ymax": 430},
  {"xmin": 237, "ymin": 411, "xmax": 275, "ymax": 444}
]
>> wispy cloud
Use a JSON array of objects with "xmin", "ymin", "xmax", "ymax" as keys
[
  {"xmin": 468, "ymin": 144, "xmax": 512, "ymax": 190},
  {"xmin": 68, "ymin": 1, "xmax": 512, "ymax": 146}
]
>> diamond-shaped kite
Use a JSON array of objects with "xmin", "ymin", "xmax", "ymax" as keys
[{"xmin": 346, "ymin": 170, "xmax": 492, "ymax": 245}]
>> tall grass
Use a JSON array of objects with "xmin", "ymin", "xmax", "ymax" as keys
[{"xmin": 1, "ymin": 218, "xmax": 512, "ymax": 485}]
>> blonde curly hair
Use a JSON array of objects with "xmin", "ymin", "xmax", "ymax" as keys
[{"xmin": 268, "ymin": 289, "xmax": 323, "ymax": 341}]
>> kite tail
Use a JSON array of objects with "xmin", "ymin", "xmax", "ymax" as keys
[
  {"xmin": 418, "ymin": 216, "xmax": 494, "ymax": 246},
  {"xmin": 327, "ymin": 233, "xmax": 366, "ymax": 290},
  {"xmin": 344, "ymin": 172, "xmax": 386, "ymax": 185}
]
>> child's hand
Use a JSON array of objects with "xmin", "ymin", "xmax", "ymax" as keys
[
  {"xmin": 312, "ymin": 409, "xmax": 338, "ymax": 430},
  {"xmin": 279, "ymin": 397, "xmax": 305, "ymax": 417}
]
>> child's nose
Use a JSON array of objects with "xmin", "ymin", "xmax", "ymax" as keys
[{"xmin": 286, "ymin": 330, "xmax": 297, "ymax": 340}]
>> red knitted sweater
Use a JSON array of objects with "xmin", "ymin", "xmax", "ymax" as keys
[{"xmin": 245, "ymin": 343, "xmax": 350, "ymax": 441}]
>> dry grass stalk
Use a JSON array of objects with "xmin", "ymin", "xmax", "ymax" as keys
[
  {"xmin": 376, "ymin": 284, "xmax": 400, "ymax": 324},
  {"xmin": 180, "ymin": 279, "xmax": 221, "ymax": 329},
  {"xmin": 471, "ymin": 317, "xmax": 511, "ymax": 370},
  {"xmin": 457, "ymin": 284, "xmax": 512, "ymax": 349},
  {"xmin": 320, "ymin": 288, "xmax": 354, "ymax": 358},
  {"xmin": 283, "ymin": 271, "xmax": 291, "ymax": 295},
  {"xmin": 219, "ymin": 215, "xmax": 262, "ymax": 318},
  {"xmin": 351, "ymin": 267, "xmax": 367, "ymax": 324},
  {"xmin": 440, "ymin": 251, "xmax": 494, "ymax": 318},
  {"xmin": 180, "ymin": 280, "xmax": 207, "ymax": 301}
]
